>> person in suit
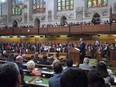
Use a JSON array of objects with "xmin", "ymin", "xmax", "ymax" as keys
[
  {"xmin": 101, "ymin": 43, "xmax": 110, "ymax": 60},
  {"xmin": 37, "ymin": 55, "xmax": 50, "ymax": 65},
  {"xmin": 96, "ymin": 61, "xmax": 115, "ymax": 87},
  {"xmin": 15, "ymin": 55, "xmax": 27, "ymax": 69},
  {"xmin": 79, "ymin": 57, "xmax": 92, "ymax": 70},
  {"xmin": 0, "ymin": 62, "xmax": 21, "ymax": 87},
  {"xmin": 62, "ymin": 58, "xmax": 73, "ymax": 74},
  {"xmin": 78, "ymin": 38, "xmax": 86, "ymax": 64},
  {"xmin": 60, "ymin": 68, "xmax": 88, "ymax": 87},
  {"xmin": 19, "ymin": 67, "xmax": 29, "ymax": 87},
  {"xmin": 6, "ymin": 53, "xmax": 15, "ymax": 62},
  {"xmin": 48, "ymin": 62, "xmax": 63, "ymax": 87},
  {"xmin": 88, "ymin": 69, "xmax": 105, "ymax": 87}
]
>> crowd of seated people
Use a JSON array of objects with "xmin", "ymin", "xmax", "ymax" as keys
[
  {"xmin": 0, "ymin": 20, "xmax": 113, "ymax": 30},
  {"xmin": 50, "ymin": 59, "xmax": 116, "ymax": 87},
  {"xmin": 79, "ymin": 57, "xmax": 92, "ymax": 70},
  {"xmin": 0, "ymin": 40, "xmax": 115, "ymax": 70},
  {"xmin": 40, "ymin": 20, "xmax": 111, "ymax": 28},
  {"xmin": 0, "ymin": 56, "xmax": 115, "ymax": 87},
  {"xmin": 0, "ymin": 41, "xmax": 115, "ymax": 60},
  {"xmin": 0, "ymin": 25, "xmax": 34, "ymax": 29}
]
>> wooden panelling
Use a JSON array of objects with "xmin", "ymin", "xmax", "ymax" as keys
[
  {"xmin": 0, "ymin": 38, "xmax": 20, "ymax": 42},
  {"xmin": 39, "ymin": 27, "xmax": 48, "ymax": 35},
  {"xmin": 13, "ymin": 28, "xmax": 38, "ymax": 35},
  {"xmin": 48, "ymin": 26, "xmax": 69, "ymax": 35},
  {"xmin": 0, "ymin": 29, "xmax": 12, "ymax": 35},
  {"xmin": 82, "ymin": 24, "xmax": 111, "ymax": 34},
  {"xmin": 110, "ymin": 49, "xmax": 116, "ymax": 61},
  {"xmin": 110, "ymin": 49, "xmax": 116, "ymax": 67},
  {"xmin": 70, "ymin": 26, "xmax": 82, "ymax": 34},
  {"xmin": 68, "ymin": 47, "xmax": 80, "ymax": 64},
  {"xmin": 1, "ymin": 24, "xmax": 116, "ymax": 36},
  {"xmin": 13, "ymin": 28, "xmax": 21, "ymax": 35},
  {"xmin": 111, "ymin": 24, "xmax": 116, "ymax": 33},
  {"xmin": 110, "ymin": 61, "xmax": 116, "ymax": 67},
  {"xmin": 21, "ymin": 28, "xmax": 38, "ymax": 35}
]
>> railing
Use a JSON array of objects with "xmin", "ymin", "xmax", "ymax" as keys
[
  {"xmin": 48, "ymin": 26, "xmax": 69, "ymax": 35},
  {"xmin": 81, "ymin": 24, "xmax": 111, "ymax": 34},
  {"xmin": 39, "ymin": 27, "xmax": 48, "ymax": 35},
  {"xmin": 0, "ymin": 24, "xmax": 116, "ymax": 35},
  {"xmin": 0, "ymin": 28, "xmax": 12, "ymax": 35},
  {"xmin": 13, "ymin": 28, "xmax": 38, "ymax": 35},
  {"xmin": 70, "ymin": 25, "xmax": 82, "ymax": 34},
  {"xmin": 111, "ymin": 24, "xmax": 116, "ymax": 33}
]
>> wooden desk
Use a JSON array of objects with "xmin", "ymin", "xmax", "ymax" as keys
[
  {"xmin": 0, "ymin": 60, "xmax": 7, "ymax": 64},
  {"xmin": 110, "ymin": 49, "xmax": 116, "ymax": 67},
  {"xmin": 25, "ymin": 52, "xmax": 67, "ymax": 60},
  {"xmin": 24, "ymin": 76, "xmax": 48, "ymax": 87}
]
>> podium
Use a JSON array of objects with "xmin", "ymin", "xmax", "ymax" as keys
[
  {"xmin": 110, "ymin": 49, "xmax": 116, "ymax": 61},
  {"xmin": 110, "ymin": 49, "xmax": 116, "ymax": 67},
  {"xmin": 68, "ymin": 47, "xmax": 80, "ymax": 64}
]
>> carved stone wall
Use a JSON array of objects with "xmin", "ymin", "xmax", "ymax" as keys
[{"xmin": 76, "ymin": 7, "xmax": 83, "ymax": 20}]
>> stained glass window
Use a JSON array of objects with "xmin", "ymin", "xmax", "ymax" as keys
[
  {"xmin": 33, "ymin": 0, "xmax": 36, "ymax": 13},
  {"xmin": 57, "ymin": 0, "xmax": 74, "ymax": 11},
  {"xmin": 32, "ymin": 0, "xmax": 46, "ymax": 13},
  {"xmin": 87, "ymin": 0, "xmax": 108, "ymax": 8},
  {"xmin": 88, "ymin": 0, "xmax": 92, "ymax": 7},
  {"xmin": 98, "ymin": 0, "xmax": 102, "ymax": 7},
  {"xmin": 12, "ymin": 0, "xmax": 22, "ymax": 15}
]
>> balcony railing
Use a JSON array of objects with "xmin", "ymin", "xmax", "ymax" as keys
[{"xmin": 0, "ymin": 24, "xmax": 116, "ymax": 36}]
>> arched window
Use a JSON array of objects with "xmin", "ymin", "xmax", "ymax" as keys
[
  {"xmin": 87, "ymin": 0, "xmax": 108, "ymax": 8},
  {"xmin": 34, "ymin": 18, "xmax": 40, "ymax": 28},
  {"xmin": 60, "ymin": 16, "xmax": 67, "ymax": 26},
  {"xmin": 33, "ymin": 0, "xmax": 46, "ymax": 13},
  {"xmin": 12, "ymin": 0, "xmax": 22, "ymax": 15},
  {"xmin": 13, "ymin": 20, "xmax": 18, "ymax": 28},
  {"xmin": 57, "ymin": 0, "xmax": 74, "ymax": 11},
  {"xmin": 91, "ymin": 13, "xmax": 101, "ymax": 24}
]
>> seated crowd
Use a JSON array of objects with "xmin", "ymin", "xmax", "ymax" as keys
[
  {"xmin": 0, "ymin": 19, "xmax": 112, "ymax": 29},
  {"xmin": 0, "ymin": 41, "xmax": 115, "ymax": 60},
  {"xmin": 0, "ymin": 39, "xmax": 115, "ymax": 87},
  {"xmin": 0, "ymin": 54, "xmax": 115, "ymax": 87}
]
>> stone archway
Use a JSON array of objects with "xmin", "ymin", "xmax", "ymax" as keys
[
  {"xmin": 60, "ymin": 16, "xmax": 67, "ymax": 26},
  {"xmin": 13, "ymin": 20, "xmax": 18, "ymax": 28},
  {"xmin": 91, "ymin": 13, "xmax": 101, "ymax": 24},
  {"xmin": 34, "ymin": 18, "xmax": 40, "ymax": 28}
]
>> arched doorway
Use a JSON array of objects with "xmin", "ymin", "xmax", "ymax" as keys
[
  {"xmin": 91, "ymin": 13, "xmax": 100, "ymax": 24},
  {"xmin": 34, "ymin": 18, "xmax": 40, "ymax": 28},
  {"xmin": 13, "ymin": 20, "xmax": 18, "ymax": 28},
  {"xmin": 60, "ymin": 16, "xmax": 67, "ymax": 26}
]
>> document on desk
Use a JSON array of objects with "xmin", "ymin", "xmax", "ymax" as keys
[
  {"xmin": 114, "ymin": 76, "xmax": 116, "ymax": 83},
  {"xmin": 42, "ymin": 71, "xmax": 54, "ymax": 75}
]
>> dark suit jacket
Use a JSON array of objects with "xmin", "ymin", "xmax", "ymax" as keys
[
  {"xmin": 48, "ymin": 73, "xmax": 62, "ymax": 87},
  {"xmin": 62, "ymin": 67, "xmax": 72, "ymax": 74},
  {"xmin": 15, "ymin": 62, "xmax": 27, "ymax": 69},
  {"xmin": 79, "ymin": 42, "xmax": 86, "ymax": 55}
]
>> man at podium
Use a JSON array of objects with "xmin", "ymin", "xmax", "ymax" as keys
[{"xmin": 78, "ymin": 38, "xmax": 86, "ymax": 64}]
